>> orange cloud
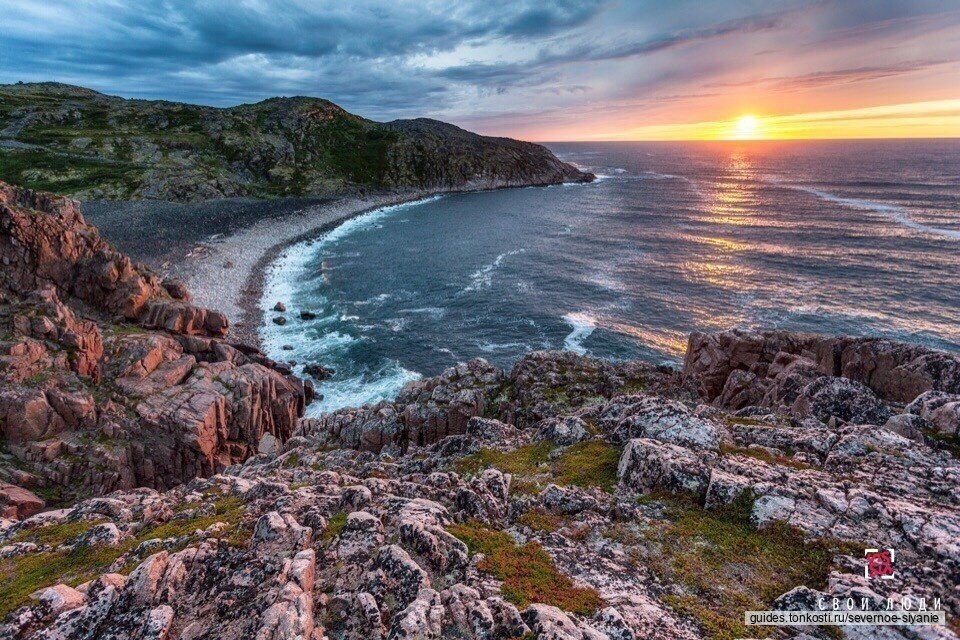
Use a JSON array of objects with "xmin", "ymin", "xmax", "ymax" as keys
[{"xmin": 588, "ymin": 99, "xmax": 960, "ymax": 140}]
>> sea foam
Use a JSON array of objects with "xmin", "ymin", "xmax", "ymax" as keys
[{"xmin": 783, "ymin": 183, "xmax": 960, "ymax": 240}]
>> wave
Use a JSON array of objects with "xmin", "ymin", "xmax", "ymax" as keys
[
  {"xmin": 306, "ymin": 362, "xmax": 421, "ymax": 416},
  {"xmin": 477, "ymin": 340, "xmax": 530, "ymax": 353},
  {"xmin": 640, "ymin": 170, "xmax": 680, "ymax": 180},
  {"xmin": 776, "ymin": 182, "xmax": 960, "ymax": 240},
  {"xmin": 260, "ymin": 195, "xmax": 443, "ymax": 415},
  {"xmin": 461, "ymin": 249, "xmax": 525, "ymax": 293},
  {"xmin": 399, "ymin": 307, "xmax": 446, "ymax": 319},
  {"xmin": 562, "ymin": 312, "xmax": 597, "ymax": 355}
]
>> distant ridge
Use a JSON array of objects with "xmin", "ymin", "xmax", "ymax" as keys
[{"xmin": 0, "ymin": 82, "xmax": 593, "ymax": 202}]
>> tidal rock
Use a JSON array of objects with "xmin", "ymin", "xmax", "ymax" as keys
[{"xmin": 304, "ymin": 363, "xmax": 334, "ymax": 381}]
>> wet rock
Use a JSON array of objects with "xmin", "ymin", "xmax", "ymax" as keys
[
  {"xmin": 304, "ymin": 363, "xmax": 334, "ymax": 381},
  {"xmin": 273, "ymin": 302, "xmax": 286, "ymax": 312}
]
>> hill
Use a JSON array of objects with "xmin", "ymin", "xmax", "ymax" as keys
[{"xmin": 0, "ymin": 82, "xmax": 591, "ymax": 202}]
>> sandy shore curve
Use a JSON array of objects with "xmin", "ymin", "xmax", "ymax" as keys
[{"xmin": 180, "ymin": 190, "xmax": 438, "ymax": 346}]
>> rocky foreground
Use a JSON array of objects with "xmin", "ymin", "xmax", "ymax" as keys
[{"xmin": 1, "ymin": 184, "xmax": 959, "ymax": 639}]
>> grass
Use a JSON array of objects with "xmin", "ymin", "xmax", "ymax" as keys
[
  {"xmin": 0, "ymin": 149, "xmax": 143, "ymax": 196},
  {"xmin": 456, "ymin": 440, "xmax": 622, "ymax": 494},
  {"xmin": 722, "ymin": 415, "xmax": 774, "ymax": 427},
  {"xmin": 448, "ymin": 520, "xmax": 604, "ymax": 615},
  {"xmin": 719, "ymin": 443, "xmax": 812, "ymax": 470},
  {"xmin": 0, "ymin": 495, "xmax": 249, "ymax": 617},
  {"xmin": 321, "ymin": 512, "xmax": 348, "ymax": 542},
  {"xmin": 455, "ymin": 442, "xmax": 552, "ymax": 477},
  {"xmin": 551, "ymin": 441, "xmax": 621, "ymax": 492},
  {"xmin": 637, "ymin": 492, "xmax": 846, "ymax": 640},
  {"xmin": 516, "ymin": 509, "xmax": 564, "ymax": 534},
  {"xmin": 6, "ymin": 519, "xmax": 104, "ymax": 547}
]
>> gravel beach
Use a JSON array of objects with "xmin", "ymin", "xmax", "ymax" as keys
[{"xmin": 86, "ymin": 190, "xmax": 439, "ymax": 345}]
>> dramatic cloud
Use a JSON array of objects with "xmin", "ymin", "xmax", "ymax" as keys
[{"xmin": 0, "ymin": 0, "xmax": 958, "ymax": 138}]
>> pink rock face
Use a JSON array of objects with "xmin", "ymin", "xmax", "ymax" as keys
[
  {"xmin": 684, "ymin": 329, "xmax": 960, "ymax": 407},
  {"xmin": 0, "ymin": 387, "xmax": 67, "ymax": 443},
  {"xmin": 0, "ymin": 481, "xmax": 44, "ymax": 519},
  {"xmin": 0, "ymin": 182, "xmax": 309, "ymax": 499},
  {"xmin": 0, "ymin": 181, "xmax": 226, "ymax": 338}
]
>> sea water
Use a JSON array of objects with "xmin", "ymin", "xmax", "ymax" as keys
[{"xmin": 261, "ymin": 140, "xmax": 960, "ymax": 414}]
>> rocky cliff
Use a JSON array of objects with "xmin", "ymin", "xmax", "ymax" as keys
[
  {"xmin": 0, "ymin": 182, "xmax": 310, "ymax": 510},
  {"xmin": 0, "ymin": 83, "xmax": 592, "ymax": 202},
  {"xmin": 1, "ymin": 186, "xmax": 959, "ymax": 639}
]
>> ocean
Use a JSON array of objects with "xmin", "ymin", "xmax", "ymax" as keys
[{"xmin": 260, "ymin": 140, "xmax": 960, "ymax": 414}]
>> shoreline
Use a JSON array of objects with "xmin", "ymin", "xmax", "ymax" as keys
[
  {"xmin": 181, "ymin": 190, "xmax": 441, "ymax": 346},
  {"xmin": 182, "ymin": 179, "xmax": 592, "ymax": 348}
]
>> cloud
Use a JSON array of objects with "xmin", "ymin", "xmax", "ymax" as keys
[
  {"xmin": 706, "ymin": 59, "xmax": 952, "ymax": 92},
  {"xmin": 0, "ymin": 0, "xmax": 958, "ymax": 137}
]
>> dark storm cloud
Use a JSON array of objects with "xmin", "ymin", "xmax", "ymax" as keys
[
  {"xmin": 0, "ymin": 0, "xmax": 608, "ymax": 116},
  {"xmin": 438, "ymin": 12, "xmax": 785, "ymax": 88}
]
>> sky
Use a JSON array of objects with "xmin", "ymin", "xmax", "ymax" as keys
[{"xmin": 1, "ymin": 0, "xmax": 959, "ymax": 140}]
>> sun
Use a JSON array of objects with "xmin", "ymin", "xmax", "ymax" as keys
[{"xmin": 735, "ymin": 114, "xmax": 760, "ymax": 139}]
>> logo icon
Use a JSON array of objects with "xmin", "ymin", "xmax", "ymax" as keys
[{"xmin": 865, "ymin": 548, "xmax": 895, "ymax": 579}]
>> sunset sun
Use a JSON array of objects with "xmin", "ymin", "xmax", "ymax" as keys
[{"xmin": 735, "ymin": 114, "xmax": 760, "ymax": 139}]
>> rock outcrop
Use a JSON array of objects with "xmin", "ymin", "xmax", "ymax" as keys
[
  {"xmin": 0, "ymin": 183, "xmax": 309, "ymax": 503},
  {"xmin": 3, "ymin": 334, "xmax": 957, "ymax": 639},
  {"xmin": 684, "ymin": 329, "xmax": 960, "ymax": 407},
  {"xmin": 0, "ymin": 181, "xmax": 227, "ymax": 336}
]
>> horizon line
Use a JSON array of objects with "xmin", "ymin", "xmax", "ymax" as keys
[{"xmin": 536, "ymin": 135, "xmax": 960, "ymax": 143}]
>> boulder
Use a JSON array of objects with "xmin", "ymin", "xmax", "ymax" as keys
[
  {"xmin": 617, "ymin": 438, "xmax": 714, "ymax": 497},
  {"xmin": 906, "ymin": 390, "xmax": 960, "ymax": 437},
  {"xmin": 535, "ymin": 416, "xmax": 590, "ymax": 445},
  {"xmin": 792, "ymin": 377, "xmax": 892, "ymax": 426},
  {"xmin": 0, "ymin": 482, "xmax": 44, "ymax": 519}
]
